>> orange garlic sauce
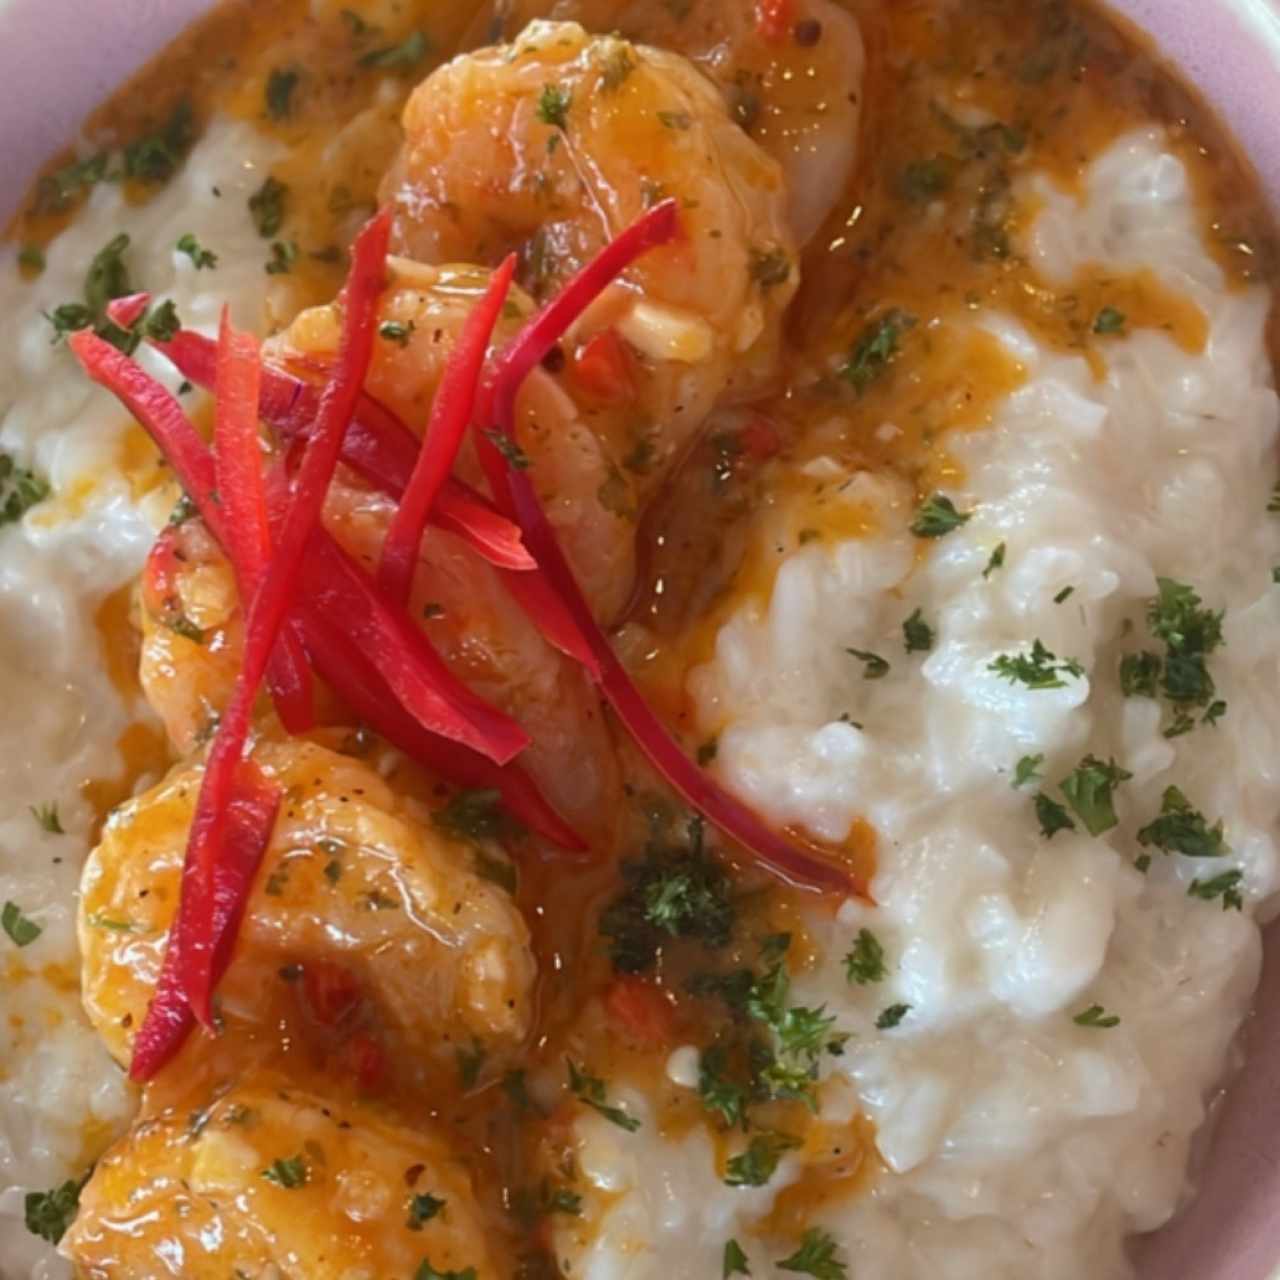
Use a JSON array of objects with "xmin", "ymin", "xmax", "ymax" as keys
[{"xmin": 6, "ymin": 0, "xmax": 1277, "ymax": 1270}]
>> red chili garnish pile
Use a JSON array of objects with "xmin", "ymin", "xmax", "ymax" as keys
[{"xmin": 73, "ymin": 199, "xmax": 855, "ymax": 1082}]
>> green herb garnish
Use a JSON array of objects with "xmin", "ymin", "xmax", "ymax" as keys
[
  {"xmin": 989, "ymin": 639, "xmax": 1083, "ymax": 690},
  {"xmin": 537, "ymin": 83, "xmax": 572, "ymax": 129},
  {"xmin": 777, "ymin": 1228, "xmax": 847, "ymax": 1280},
  {"xmin": 1136, "ymin": 786, "xmax": 1227, "ymax": 859},
  {"xmin": 1059, "ymin": 755, "xmax": 1132, "ymax": 836},
  {"xmin": 844, "ymin": 928, "xmax": 887, "ymax": 985},
  {"xmin": 910, "ymin": 493, "xmax": 971, "ymax": 538},
  {"xmin": 176, "ymin": 232, "xmax": 217, "ymax": 269},
  {"xmin": 846, "ymin": 647, "xmax": 889, "ymax": 679},
  {"xmin": 2, "ymin": 901, "xmax": 42, "ymax": 948},
  {"xmin": 567, "ymin": 1060, "xmax": 641, "ymax": 1131},
  {"xmin": 724, "ymin": 1131, "xmax": 800, "ymax": 1187},
  {"xmin": 841, "ymin": 309, "xmax": 915, "ymax": 395},
  {"xmin": 1073, "ymin": 1004, "xmax": 1120, "ymax": 1028}
]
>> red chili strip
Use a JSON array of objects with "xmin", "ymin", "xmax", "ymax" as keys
[
  {"xmin": 174, "ymin": 208, "xmax": 393, "ymax": 1021},
  {"xmin": 295, "ymin": 606, "xmax": 586, "ymax": 851},
  {"xmin": 378, "ymin": 254, "xmax": 517, "ymax": 606},
  {"xmin": 151, "ymin": 327, "xmax": 533, "ymax": 571},
  {"xmin": 128, "ymin": 762, "xmax": 280, "ymax": 1080},
  {"xmin": 477, "ymin": 202, "xmax": 857, "ymax": 897},
  {"xmin": 214, "ymin": 310, "xmax": 315, "ymax": 733},
  {"xmin": 300, "ymin": 526, "xmax": 530, "ymax": 764},
  {"xmin": 756, "ymin": 0, "xmax": 797, "ymax": 42}
]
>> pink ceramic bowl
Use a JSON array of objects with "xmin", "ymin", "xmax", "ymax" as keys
[{"xmin": 0, "ymin": 1, "xmax": 1276, "ymax": 1276}]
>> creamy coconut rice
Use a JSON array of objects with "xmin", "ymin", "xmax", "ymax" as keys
[{"xmin": 0, "ymin": 2, "xmax": 1278, "ymax": 1278}]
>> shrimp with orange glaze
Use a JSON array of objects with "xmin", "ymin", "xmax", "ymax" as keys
[
  {"xmin": 381, "ymin": 21, "xmax": 799, "ymax": 442},
  {"xmin": 64, "ymin": 1071, "xmax": 506, "ymax": 1279},
  {"xmin": 466, "ymin": 1, "xmax": 867, "ymax": 245},
  {"xmin": 79, "ymin": 737, "xmax": 537, "ymax": 1091}
]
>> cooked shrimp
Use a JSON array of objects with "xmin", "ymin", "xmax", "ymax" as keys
[
  {"xmin": 380, "ymin": 20, "xmax": 798, "ymax": 436},
  {"xmin": 468, "ymin": 0, "xmax": 866, "ymax": 245},
  {"xmin": 63, "ymin": 1070, "xmax": 506, "ymax": 1279},
  {"xmin": 79, "ymin": 737, "xmax": 536, "ymax": 1087}
]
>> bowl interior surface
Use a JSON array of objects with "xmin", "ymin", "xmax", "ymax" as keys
[{"xmin": 0, "ymin": 1, "xmax": 1278, "ymax": 1277}]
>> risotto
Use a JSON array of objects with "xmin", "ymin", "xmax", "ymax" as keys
[{"xmin": 0, "ymin": 2, "xmax": 1277, "ymax": 1279}]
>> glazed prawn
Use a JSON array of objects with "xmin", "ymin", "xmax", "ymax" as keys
[
  {"xmin": 381, "ymin": 21, "xmax": 799, "ymax": 443},
  {"xmin": 464, "ymin": 1, "xmax": 866, "ymax": 246},
  {"xmin": 63, "ymin": 1071, "xmax": 506, "ymax": 1279},
  {"xmin": 79, "ymin": 737, "xmax": 536, "ymax": 1090}
]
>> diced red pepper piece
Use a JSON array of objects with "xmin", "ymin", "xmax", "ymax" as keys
[
  {"xmin": 104, "ymin": 292, "xmax": 150, "ymax": 331},
  {"xmin": 604, "ymin": 976, "xmax": 678, "ymax": 1048},
  {"xmin": 378, "ymin": 254, "xmax": 516, "ymax": 607},
  {"xmin": 739, "ymin": 415, "xmax": 782, "ymax": 462},
  {"xmin": 151, "ymin": 327, "xmax": 534, "ymax": 572},
  {"xmin": 302, "ymin": 960, "xmax": 363, "ymax": 1026},
  {"xmin": 756, "ymin": 0, "xmax": 796, "ymax": 42},
  {"xmin": 570, "ymin": 329, "xmax": 635, "ymax": 402},
  {"xmin": 477, "ymin": 201, "xmax": 858, "ymax": 897}
]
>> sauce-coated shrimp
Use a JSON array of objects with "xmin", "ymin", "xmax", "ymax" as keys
[
  {"xmin": 64, "ymin": 1071, "xmax": 505, "ymax": 1279},
  {"xmin": 80, "ymin": 738, "xmax": 536, "ymax": 1088},
  {"xmin": 381, "ymin": 21, "xmax": 799, "ymax": 435}
]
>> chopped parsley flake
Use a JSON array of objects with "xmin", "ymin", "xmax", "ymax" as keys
[
  {"xmin": 724, "ymin": 1131, "xmax": 800, "ymax": 1187},
  {"xmin": 33, "ymin": 152, "xmax": 109, "ymax": 215},
  {"xmin": 18, "ymin": 245, "xmax": 45, "ymax": 274},
  {"xmin": 2, "ymin": 901, "xmax": 42, "ymax": 948},
  {"xmin": 567, "ymin": 1059, "xmax": 641, "ymax": 1131},
  {"xmin": 144, "ymin": 299, "xmax": 182, "ymax": 342},
  {"xmin": 777, "ymin": 1228, "xmax": 848, "ymax": 1280},
  {"xmin": 1054, "ymin": 585, "xmax": 1075, "ymax": 604},
  {"xmin": 1035, "ymin": 792, "xmax": 1076, "ymax": 839},
  {"xmin": 846, "ymin": 647, "xmax": 889, "ymax": 679},
  {"xmin": 122, "ymin": 99, "xmax": 196, "ymax": 184},
  {"xmin": 841, "ymin": 309, "xmax": 915, "ymax": 395},
  {"xmin": 360, "ymin": 30, "xmax": 429, "ymax": 70},
  {"xmin": 982, "ymin": 542, "xmax": 1006, "ymax": 579},
  {"xmin": 1188, "ymin": 868, "xmax": 1245, "ymax": 910},
  {"xmin": 697, "ymin": 1046, "xmax": 749, "ymax": 1130},
  {"xmin": 1093, "ymin": 306, "xmax": 1126, "ymax": 335},
  {"xmin": 261, "ymin": 1155, "xmax": 308, "ymax": 1189},
  {"xmin": 433, "ymin": 788, "xmax": 516, "ymax": 842},
  {"xmin": 1120, "ymin": 650, "xmax": 1162, "ymax": 698},
  {"xmin": 265, "ymin": 240, "xmax": 298, "ymax": 275},
  {"xmin": 537, "ymin": 83, "xmax": 572, "ymax": 129},
  {"xmin": 414, "ymin": 1262, "xmax": 477, "ymax": 1280},
  {"xmin": 844, "ymin": 928, "xmax": 888, "ymax": 985},
  {"xmin": 599, "ymin": 815, "xmax": 733, "ymax": 973},
  {"xmin": 989, "ymin": 639, "xmax": 1083, "ymax": 690},
  {"xmin": 483, "ymin": 429, "xmax": 531, "ymax": 470},
  {"xmin": 748, "ymin": 247, "xmax": 791, "ymax": 290},
  {"xmin": 0, "ymin": 454, "xmax": 50, "ymax": 525},
  {"xmin": 599, "ymin": 45, "xmax": 637, "ymax": 91},
  {"xmin": 30, "ymin": 801, "xmax": 63, "ymax": 834},
  {"xmin": 379, "ymin": 320, "xmax": 414, "ymax": 346},
  {"xmin": 1136, "ymin": 786, "xmax": 1227, "ymax": 859},
  {"xmin": 249, "ymin": 176, "xmax": 288, "ymax": 238},
  {"xmin": 24, "ymin": 1177, "xmax": 84, "ymax": 1244},
  {"xmin": 176, "ymin": 233, "xmax": 217, "ymax": 269},
  {"xmin": 266, "ymin": 67, "xmax": 300, "ymax": 119},
  {"xmin": 902, "ymin": 608, "xmax": 934, "ymax": 653},
  {"xmin": 1012, "ymin": 754, "xmax": 1044, "ymax": 789},
  {"xmin": 406, "ymin": 1192, "xmax": 445, "ymax": 1230},
  {"xmin": 1073, "ymin": 1004, "xmax": 1120, "ymax": 1028},
  {"xmin": 875, "ymin": 1002, "xmax": 910, "ymax": 1030},
  {"xmin": 910, "ymin": 493, "xmax": 971, "ymax": 538},
  {"xmin": 724, "ymin": 1238, "xmax": 751, "ymax": 1278},
  {"xmin": 1059, "ymin": 755, "xmax": 1132, "ymax": 836}
]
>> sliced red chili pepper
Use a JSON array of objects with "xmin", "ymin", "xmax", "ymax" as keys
[
  {"xmin": 570, "ymin": 329, "xmax": 635, "ymax": 402},
  {"xmin": 129, "ymin": 761, "xmax": 279, "ymax": 1080},
  {"xmin": 477, "ymin": 201, "xmax": 858, "ymax": 897},
  {"xmin": 175, "ymin": 209, "xmax": 394, "ymax": 1022},
  {"xmin": 300, "ymin": 526, "xmax": 529, "ymax": 764},
  {"xmin": 71, "ymin": 325, "xmax": 567, "ymax": 841},
  {"xmin": 294, "ymin": 606, "xmax": 585, "ymax": 851},
  {"xmin": 302, "ymin": 960, "xmax": 363, "ymax": 1026},
  {"xmin": 378, "ymin": 254, "xmax": 516, "ymax": 607},
  {"xmin": 756, "ymin": 0, "xmax": 796, "ymax": 42},
  {"xmin": 214, "ymin": 310, "xmax": 315, "ymax": 733},
  {"xmin": 151, "ymin": 326, "xmax": 533, "ymax": 572},
  {"xmin": 604, "ymin": 976, "xmax": 678, "ymax": 1049}
]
